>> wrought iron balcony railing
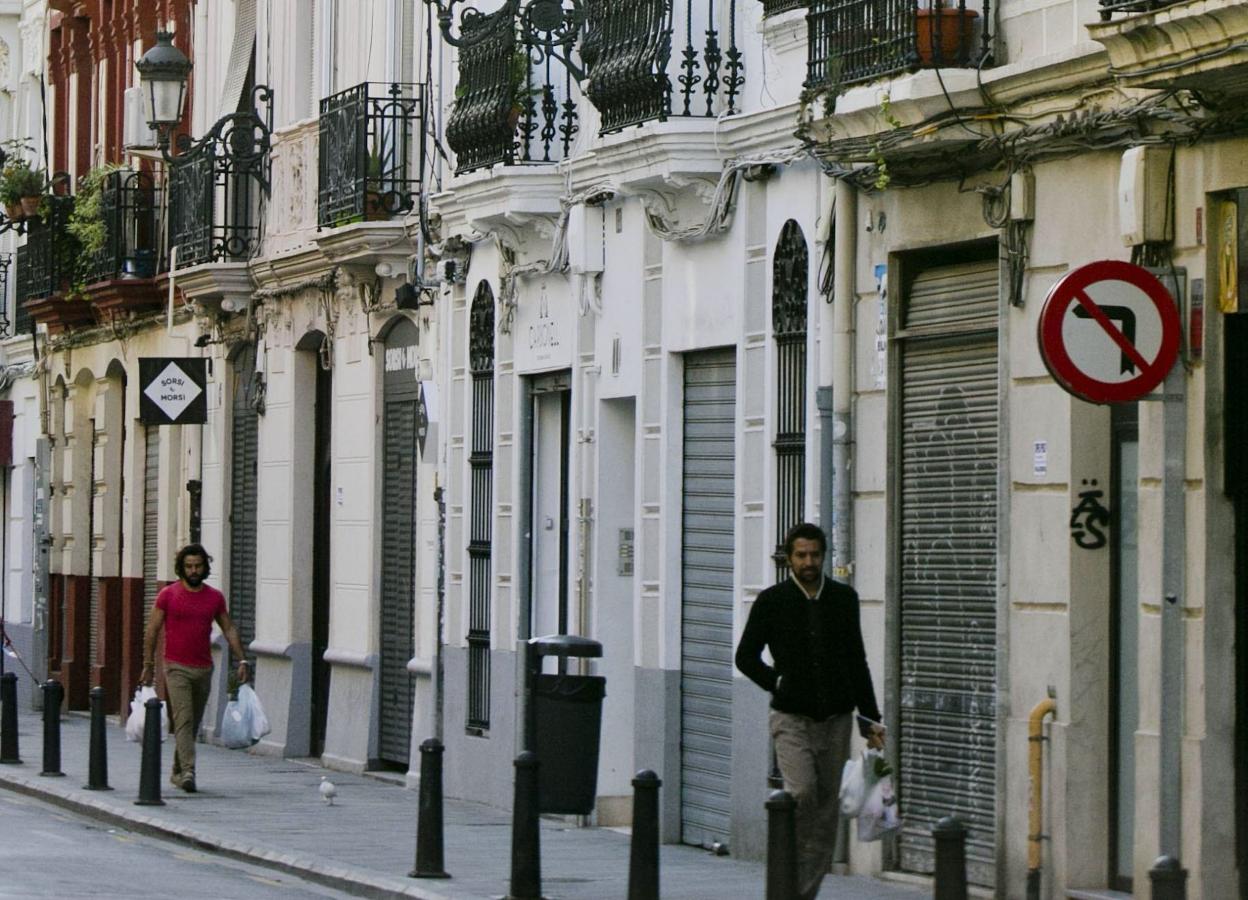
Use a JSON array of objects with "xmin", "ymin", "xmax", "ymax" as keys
[
  {"xmin": 584, "ymin": 0, "xmax": 744, "ymax": 134},
  {"xmin": 318, "ymin": 82, "xmax": 425, "ymax": 228},
  {"xmin": 444, "ymin": 0, "xmax": 745, "ymax": 176},
  {"xmin": 762, "ymin": 0, "xmax": 807, "ymax": 17},
  {"xmin": 83, "ymin": 170, "xmax": 161, "ymax": 285},
  {"xmin": 15, "ymin": 196, "xmax": 78, "ymax": 305},
  {"xmin": 806, "ymin": 0, "xmax": 990, "ymax": 89},
  {"xmin": 168, "ymin": 92, "xmax": 272, "ymax": 269}
]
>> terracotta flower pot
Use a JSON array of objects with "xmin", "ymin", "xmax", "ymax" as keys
[
  {"xmin": 915, "ymin": 7, "xmax": 978, "ymax": 68},
  {"xmin": 19, "ymin": 195, "xmax": 41, "ymax": 217}
]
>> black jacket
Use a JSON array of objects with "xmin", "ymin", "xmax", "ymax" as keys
[{"xmin": 735, "ymin": 576, "xmax": 881, "ymax": 734}]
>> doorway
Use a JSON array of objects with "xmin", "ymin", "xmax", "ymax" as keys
[
  {"xmin": 528, "ymin": 372, "xmax": 571, "ymax": 640},
  {"xmin": 310, "ymin": 339, "xmax": 333, "ymax": 757},
  {"xmin": 1228, "ymin": 310, "xmax": 1248, "ymax": 898}
]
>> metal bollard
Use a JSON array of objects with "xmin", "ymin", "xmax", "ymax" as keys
[
  {"xmin": 627, "ymin": 769, "xmax": 661, "ymax": 900},
  {"xmin": 39, "ymin": 679, "xmax": 65, "ymax": 776},
  {"xmin": 409, "ymin": 738, "xmax": 450, "ymax": 879},
  {"xmin": 1148, "ymin": 855, "xmax": 1188, "ymax": 900},
  {"xmin": 134, "ymin": 696, "xmax": 165, "ymax": 806},
  {"xmin": 766, "ymin": 789, "xmax": 798, "ymax": 900},
  {"xmin": 85, "ymin": 686, "xmax": 111, "ymax": 790},
  {"xmin": 933, "ymin": 816, "xmax": 969, "ymax": 900},
  {"xmin": 506, "ymin": 751, "xmax": 541, "ymax": 900},
  {"xmin": 0, "ymin": 671, "xmax": 20, "ymax": 764}
]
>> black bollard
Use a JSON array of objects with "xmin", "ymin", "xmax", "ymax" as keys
[
  {"xmin": 766, "ymin": 789, "xmax": 798, "ymax": 900},
  {"xmin": 933, "ymin": 816, "xmax": 968, "ymax": 900},
  {"xmin": 85, "ymin": 686, "xmax": 111, "ymax": 790},
  {"xmin": 134, "ymin": 696, "xmax": 165, "ymax": 806},
  {"xmin": 507, "ymin": 751, "xmax": 541, "ymax": 900},
  {"xmin": 409, "ymin": 738, "xmax": 450, "ymax": 879},
  {"xmin": 1148, "ymin": 855, "xmax": 1188, "ymax": 900},
  {"xmin": 0, "ymin": 671, "xmax": 19, "ymax": 764},
  {"xmin": 627, "ymin": 769, "xmax": 661, "ymax": 900},
  {"xmin": 39, "ymin": 679, "xmax": 65, "ymax": 776}
]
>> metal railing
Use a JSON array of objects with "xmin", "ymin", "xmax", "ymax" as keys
[
  {"xmin": 168, "ymin": 89, "xmax": 272, "ymax": 269},
  {"xmin": 806, "ymin": 0, "xmax": 988, "ymax": 88},
  {"xmin": 83, "ymin": 170, "xmax": 160, "ymax": 285},
  {"xmin": 585, "ymin": 0, "xmax": 744, "ymax": 134},
  {"xmin": 15, "ymin": 196, "xmax": 78, "ymax": 304},
  {"xmin": 762, "ymin": 0, "xmax": 807, "ymax": 16},
  {"xmin": 772, "ymin": 220, "xmax": 808, "ymax": 580},
  {"xmin": 318, "ymin": 82, "xmax": 424, "ymax": 228}
]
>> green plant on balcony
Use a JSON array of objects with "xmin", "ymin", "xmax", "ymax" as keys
[
  {"xmin": 65, "ymin": 163, "xmax": 124, "ymax": 298},
  {"xmin": 0, "ymin": 146, "xmax": 46, "ymax": 220},
  {"xmin": 508, "ymin": 49, "xmax": 542, "ymax": 130}
]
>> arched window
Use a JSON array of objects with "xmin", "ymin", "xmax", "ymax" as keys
[
  {"xmin": 467, "ymin": 281, "xmax": 496, "ymax": 733},
  {"xmin": 772, "ymin": 220, "xmax": 809, "ymax": 578}
]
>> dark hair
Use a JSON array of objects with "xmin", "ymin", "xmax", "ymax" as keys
[
  {"xmin": 783, "ymin": 523, "xmax": 827, "ymax": 557},
  {"xmin": 175, "ymin": 544, "xmax": 213, "ymax": 579}
]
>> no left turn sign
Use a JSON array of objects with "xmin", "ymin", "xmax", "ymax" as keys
[{"xmin": 1038, "ymin": 260, "xmax": 1181, "ymax": 404}]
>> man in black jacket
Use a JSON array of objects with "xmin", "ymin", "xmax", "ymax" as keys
[{"xmin": 736, "ymin": 522, "xmax": 884, "ymax": 900}]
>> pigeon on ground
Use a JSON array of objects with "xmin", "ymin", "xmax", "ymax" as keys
[{"xmin": 319, "ymin": 776, "xmax": 337, "ymax": 806}]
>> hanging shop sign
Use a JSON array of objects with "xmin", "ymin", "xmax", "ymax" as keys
[
  {"xmin": 1038, "ymin": 260, "xmax": 1181, "ymax": 405},
  {"xmin": 139, "ymin": 358, "xmax": 208, "ymax": 425}
]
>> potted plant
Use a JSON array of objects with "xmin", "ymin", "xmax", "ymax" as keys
[
  {"xmin": 66, "ymin": 163, "xmax": 124, "ymax": 293},
  {"xmin": 915, "ymin": 0, "xmax": 978, "ymax": 68},
  {"xmin": 1, "ymin": 159, "xmax": 45, "ymax": 219},
  {"xmin": 508, "ymin": 49, "xmax": 540, "ymax": 132}
]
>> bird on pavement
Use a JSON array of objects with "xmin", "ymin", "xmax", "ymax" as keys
[{"xmin": 319, "ymin": 776, "xmax": 337, "ymax": 806}]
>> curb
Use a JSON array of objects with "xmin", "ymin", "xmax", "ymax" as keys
[{"xmin": 0, "ymin": 769, "xmax": 456, "ymax": 900}]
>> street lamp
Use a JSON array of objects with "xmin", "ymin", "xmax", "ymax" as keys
[{"xmin": 135, "ymin": 31, "xmax": 192, "ymax": 152}]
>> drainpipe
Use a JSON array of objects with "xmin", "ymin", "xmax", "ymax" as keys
[
  {"xmin": 1027, "ymin": 692, "xmax": 1057, "ymax": 900},
  {"xmin": 818, "ymin": 178, "xmax": 856, "ymax": 581}
]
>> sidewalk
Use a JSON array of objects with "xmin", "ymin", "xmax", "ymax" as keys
[{"xmin": 0, "ymin": 708, "xmax": 926, "ymax": 900}]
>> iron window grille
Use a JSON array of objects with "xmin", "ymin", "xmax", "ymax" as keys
[
  {"xmin": 83, "ymin": 170, "xmax": 161, "ymax": 285},
  {"xmin": 0, "ymin": 252, "xmax": 12, "ymax": 337},
  {"xmin": 168, "ymin": 86, "xmax": 273, "ymax": 269},
  {"xmin": 772, "ymin": 220, "xmax": 809, "ymax": 579},
  {"xmin": 806, "ymin": 0, "xmax": 990, "ymax": 89},
  {"xmin": 318, "ymin": 82, "xmax": 425, "ymax": 228},
  {"xmin": 467, "ymin": 281, "xmax": 496, "ymax": 733},
  {"xmin": 15, "ymin": 196, "xmax": 78, "ymax": 306}
]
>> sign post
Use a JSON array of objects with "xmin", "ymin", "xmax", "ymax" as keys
[{"xmin": 1039, "ymin": 261, "xmax": 1186, "ymax": 886}]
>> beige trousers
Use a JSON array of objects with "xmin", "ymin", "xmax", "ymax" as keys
[
  {"xmin": 165, "ymin": 662, "xmax": 213, "ymax": 782},
  {"xmin": 770, "ymin": 710, "xmax": 854, "ymax": 900}
]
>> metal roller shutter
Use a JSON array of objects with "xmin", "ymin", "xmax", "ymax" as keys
[
  {"xmin": 88, "ymin": 425, "xmax": 98, "ymax": 672},
  {"xmin": 680, "ymin": 348, "xmax": 737, "ymax": 850},
  {"xmin": 143, "ymin": 427, "xmax": 160, "ymax": 623},
  {"xmin": 379, "ymin": 397, "xmax": 417, "ymax": 766},
  {"xmin": 897, "ymin": 260, "xmax": 999, "ymax": 888},
  {"xmin": 229, "ymin": 350, "xmax": 260, "ymax": 668}
]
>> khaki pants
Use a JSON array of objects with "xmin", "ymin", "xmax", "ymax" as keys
[
  {"xmin": 165, "ymin": 662, "xmax": 213, "ymax": 783},
  {"xmin": 770, "ymin": 710, "xmax": 853, "ymax": 900}
]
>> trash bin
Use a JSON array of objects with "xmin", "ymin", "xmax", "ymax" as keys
[
  {"xmin": 525, "ymin": 634, "xmax": 605, "ymax": 816},
  {"xmin": 534, "ymin": 672, "xmax": 606, "ymax": 815}
]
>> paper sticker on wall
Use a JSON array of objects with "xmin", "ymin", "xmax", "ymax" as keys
[{"xmin": 873, "ymin": 264, "xmax": 888, "ymax": 389}]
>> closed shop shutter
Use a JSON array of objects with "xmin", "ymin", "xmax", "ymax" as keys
[
  {"xmin": 897, "ymin": 260, "xmax": 999, "ymax": 888},
  {"xmin": 143, "ymin": 427, "xmax": 160, "ymax": 624},
  {"xmin": 680, "ymin": 348, "xmax": 737, "ymax": 850},
  {"xmin": 379, "ymin": 396, "xmax": 417, "ymax": 765},
  {"xmin": 88, "ymin": 426, "xmax": 98, "ymax": 672},
  {"xmin": 229, "ymin": 350, "xmax": 259, "ymax": 665}
]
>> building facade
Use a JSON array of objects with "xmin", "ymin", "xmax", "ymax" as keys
[{"xmin": 3, "ymin": 0, "xmax": 1246, "ymax": 898}]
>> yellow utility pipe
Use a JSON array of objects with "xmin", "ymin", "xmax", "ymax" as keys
[{"xmin": 1027, "ymin": 695, "xmax": 1058, "ymax": 900}]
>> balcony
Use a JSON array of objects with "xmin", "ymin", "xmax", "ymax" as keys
[
  {"xmin": 762, "ymin": 0, "xmax": 807, "ymax": 14},
  {"xmin": 806, "ymin": 0, "xmax": 990, "ymax": 88},
  {"xmin": 444, "ymin": 0, "xmax": 745, "ymax": 176},
  {"xmin": 15, "ymin": 196, "xmax": 94, "ymax": 334},
  {"xmin": 80, "ymin": 170, "xmax": 164, "ymax": 317},
  {"xmin": 318, "ymin": 82, "xmax": 424, "ymax": 228}
]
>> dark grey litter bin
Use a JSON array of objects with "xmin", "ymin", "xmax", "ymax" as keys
[{"xmin": 534, "ymin": 672, "xmax": 606, "ymax": 815}]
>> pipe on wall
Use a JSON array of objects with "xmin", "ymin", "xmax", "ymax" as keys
[{"xmin": 1027, "ymin": 694, "xmax": 1057, "ymax": 900}]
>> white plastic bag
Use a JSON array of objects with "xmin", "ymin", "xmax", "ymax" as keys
[
  {"xmin": 125, "ymin": 686, "xmax": 168, "ymax": 743},
  {"xmin": 219, "ymin": 694, "xmax": 253, "ymax": 748},
  {"xmin": 237, "ymin": 684, "xmax": 270, "ymax": 741},
  {"xmin": 857, "ymin": 770, "xmax": 902, "ymax": 842},
  {"xmin": 839, "ymin": 755, "xmax": 867, "ymax": 817}
]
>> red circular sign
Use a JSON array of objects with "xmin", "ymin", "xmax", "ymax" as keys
[{"xmin": 1038, "ymin": 260, "xmax": 1181, "ymax": 405}]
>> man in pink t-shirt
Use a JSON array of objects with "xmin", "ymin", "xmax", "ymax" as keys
[{"xmin": 140, "ymin": 544, "xmax": 249, "ymax": 792}]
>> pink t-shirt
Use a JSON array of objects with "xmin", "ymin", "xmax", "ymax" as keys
[{"xmin": 156, "ymin": 581, "xmax": 226, "ymax": 668}]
